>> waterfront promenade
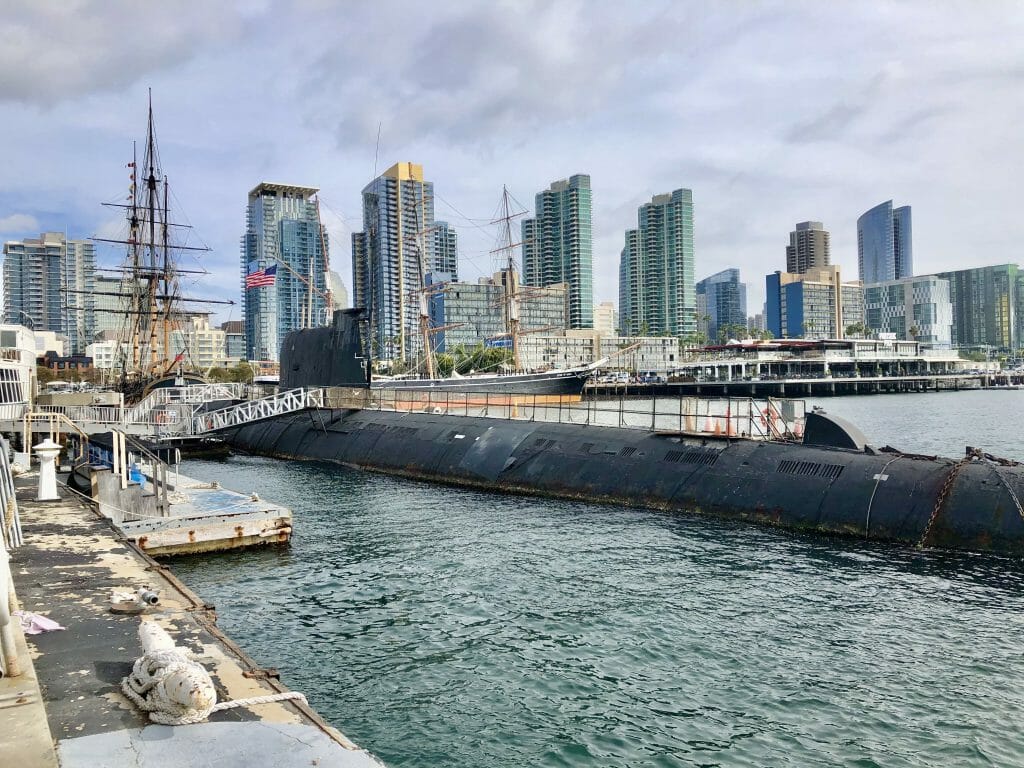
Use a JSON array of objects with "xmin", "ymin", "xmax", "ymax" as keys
[
  {"xmin": 1, "ymin": 471, "xmax": 383, "ymax": 767},
  {"xmin": 588, "ymin": 371, "xmax": 1022, "ymax": 399}
]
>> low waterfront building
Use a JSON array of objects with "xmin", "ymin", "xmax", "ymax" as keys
[
  {"xmin": 518, "ymin": 330, "xmax": 680, "ymax": 374},
  {"xmin": 87, "ymin": 315, "xmax": 228, "ymax": 371},
  {"xmin": 765, "ymin": 266, "xmax": 864, "ymax": 340},
  {"xmin": 86, "ymin": 338, "xmax": 129, "ymax": 370},
  {"xmin": 39, "ymin": 351, "xmax": 93, "ymax": 374},
  {"xmin": 864, "ymin": 275, "xmax": 953, "ymax": 348},
  {"xmin": 170, "ymin": 315, "xmax": 228, "ymax": 371},
  {"xmin": 31, "ymin": 330, "xmax": 68, "ymax": 357},
  {"xmin": 676, "ymin": 338, "xmax": 976, "ymax": 382}
]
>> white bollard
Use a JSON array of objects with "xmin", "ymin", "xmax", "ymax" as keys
[{"xmin": 33, "ymin": 439, "xmax": 62, "ymax": 502}]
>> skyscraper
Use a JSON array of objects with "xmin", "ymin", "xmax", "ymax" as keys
[
  {"xmin": 618, "ymin": 189, "xmax": 696, "ymax": 337},
  {"xmin": 696, "ymin": 268, "xmax": 748, "ymax": 342},
  {"xmin": 2, "ymin": 232, "xmax": 95, "ymax": 354},
  {"xmin": 857, "ymin": 201, "xmax": 913, "ymax": 283},
  {"xmin": 241, "ymin": 183, "xmax": 328, "ymax": 362},
  {"xmin": 432, "ymin": 221, "xmax": 458, "ymax": 280},
  {"xmin": 786, "ymin": 221, "xmax": 831, "ymax": 274},
  {"xmin": 935, "ymin": 264, "xmax": 1021, "ymax": 351},
  {"xmin": 521, "ymin": 174, "xmax": 593, "ymax": 329},
  {"xmin": 352, "ymin": 161, "xmax": 438, "ymax": 362}
]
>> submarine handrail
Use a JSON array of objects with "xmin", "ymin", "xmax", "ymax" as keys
[
  {"xmin": 193, "ymin": 387, "xmax": 324, "ymax": 434},
  {"xmin": 341, "ymin": 387, "xmax": 806, "ymax": 441}
]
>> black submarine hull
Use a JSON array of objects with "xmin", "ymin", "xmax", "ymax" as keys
[{"xmin": 219, "ymin": 407, "xmax": 1024, "ymax": 556}]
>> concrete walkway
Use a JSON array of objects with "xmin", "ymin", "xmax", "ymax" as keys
[{"xmin": 1, "ymin": 472, "xmax": 384, "ymax": 767}]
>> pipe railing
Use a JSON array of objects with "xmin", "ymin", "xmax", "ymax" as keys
[{"xmin": 314, "ymin": 388, "xmax": 806, "ymax": 441}]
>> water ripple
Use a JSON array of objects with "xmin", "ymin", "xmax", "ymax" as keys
[{"xmin": 172, "ymin": 433, "xmax": 1024, "ymax": 767}]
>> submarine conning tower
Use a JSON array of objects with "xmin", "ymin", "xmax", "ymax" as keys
[
  {"xmin": 281, "ymin": 308, "xmax": 370, "ymax": 390},
  {"xmin": 219, "ymin": 396, "xmax": 1024, "ymax": 557}
]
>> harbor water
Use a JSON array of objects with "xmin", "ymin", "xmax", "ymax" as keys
[{"xmin": 172, "ymin": 390, "xmax": 1024, "ymax": 767}]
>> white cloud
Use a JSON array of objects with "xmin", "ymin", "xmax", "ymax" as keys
[
  {"xmin": 0, "ymin": 213, "xmax": 40, "ymax": 234},
  {"xmin": 0, "ymin": 0, "xmax": 1022, "ymax": 322}
]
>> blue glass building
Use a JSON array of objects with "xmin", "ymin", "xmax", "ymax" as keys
[
  {"xmin": 241, "ymin": 183, "xmax": 328, "ymax": 362},
  {"xmin": 696, "ymin": 269, "xmax": 747, "ymax": 342},
  {"xmin": 857, "ymin": 201, "xmax": 913, "ymax": 283}
]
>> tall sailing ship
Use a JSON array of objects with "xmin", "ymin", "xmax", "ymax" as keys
[{"xmin": 92, "ymin": 94, "xmax": 231, "ymax": 402}]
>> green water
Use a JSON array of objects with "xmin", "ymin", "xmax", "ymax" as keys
[{"xmin": 172, "ymin": 391, "xmax": 1024, "ymax": 767}]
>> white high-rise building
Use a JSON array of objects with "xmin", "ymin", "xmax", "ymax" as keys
[{"xmin": 2, "ymin": 232, "xmax": 95, "ymax": 354}]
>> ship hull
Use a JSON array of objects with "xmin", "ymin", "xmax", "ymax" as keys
[{"xmin": 219, "ymin": 407, "xmax": 1024, "ymax": 557}]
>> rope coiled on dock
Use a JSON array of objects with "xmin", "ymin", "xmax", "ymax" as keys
[{"xmin": 122, "ymin": 621, "xmax": 307, "ymax": 725}]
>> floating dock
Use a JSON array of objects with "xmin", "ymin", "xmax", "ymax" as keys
[
  {"xmin": 97, "ymin": 471, "xmax": 293, "ymax": 557},
  {"xmin": 82, "ymin": 429, "xmax": 292, "ymax": 557},
  {"xmin": 1, "ymin": 471, "xmax": 384, "ymax": 767}
]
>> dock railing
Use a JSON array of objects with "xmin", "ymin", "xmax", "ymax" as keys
[
  {"xmin": 0, "ymin": 437, "xmax": 22, "ymax": 677},
  {"xmin": 35, "ymin": 383, "xmax": 250, "ymax": 436},
  {"xmin": 314, "ymin": 388, "xmax": 806, "ymax": 441}
]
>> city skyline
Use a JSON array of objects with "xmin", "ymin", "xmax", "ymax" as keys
[{"xmin": 0, "ymin": 3, "xmax": 1021, "ymax": 323}]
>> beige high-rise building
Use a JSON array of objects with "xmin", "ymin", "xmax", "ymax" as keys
[
  {"xmin": 593, "ymin": 301, "xmax": 617, "ymax": 335},
  {"xmin": 786, "ymin": 221, "xmax": 831, "ymax": 274}
]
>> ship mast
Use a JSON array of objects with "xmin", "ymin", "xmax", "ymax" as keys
[
  {"xmin": 490, "ymin": 186, "xmax": 527, "ymax": 371},
  {"xmin": 313, "ymin": 197, "xmax": 329, "ymax": 327},
  {"xmin": 144, "ymin": 92, "xmax": 161, "ymax": 373},
  {"xmin": 128, "ymin": 141, "xmax": 141, "ymax": 375},
  {"xmin": 93, "ymin": 91, "xmax": 218, "ymax": 394},
  {"xmin": 411, "ymin": 194, "xmax": 436, "ymax": 380}
]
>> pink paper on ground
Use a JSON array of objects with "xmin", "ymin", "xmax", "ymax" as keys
[{"xmin": 13, "ymin": 611, "xmax": 65, "ymax": 634}]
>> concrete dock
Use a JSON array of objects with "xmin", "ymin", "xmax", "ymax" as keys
[{"xmin": 1, "ymin": 471, "xmax": 384, "ymax": 767}]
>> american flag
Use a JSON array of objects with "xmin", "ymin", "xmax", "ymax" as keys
[{"xmin": 245, "ymin": 264, "xmax": 277, "ymax": 288}]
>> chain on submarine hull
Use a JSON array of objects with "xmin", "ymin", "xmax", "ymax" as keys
[{"xmin": 219, "ymin": 407, "xmax": 1024, "ymax": 556}]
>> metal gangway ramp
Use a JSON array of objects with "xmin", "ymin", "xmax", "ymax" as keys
[{"xmin": 192, "ymin": 388, "xmax": 324, "ymax": 435}]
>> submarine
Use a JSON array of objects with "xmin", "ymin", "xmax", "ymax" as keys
[{"xmin": 218, "ymin": 310, "xmax": 1024, "ymax": 556}]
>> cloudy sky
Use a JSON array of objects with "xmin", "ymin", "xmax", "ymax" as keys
[{"xmin": 1, "ymin": 0, "xmax": 1022, "ymax": 324}]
